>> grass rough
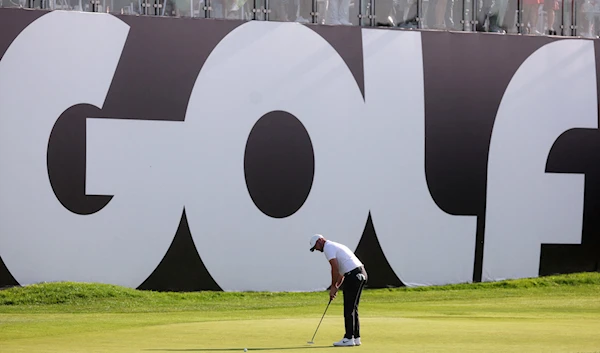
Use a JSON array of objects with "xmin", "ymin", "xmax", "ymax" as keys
[{"xmin": 0, "ymin": 271, "xmax": 599, "ymax": 310}]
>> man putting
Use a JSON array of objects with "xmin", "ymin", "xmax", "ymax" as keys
[{"xmin": 309, "ymin": 234, "xmax": 368, "ymax": 347}]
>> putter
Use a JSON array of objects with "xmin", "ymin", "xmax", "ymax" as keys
[{"xmin": 307, "ymin": 298, "xmax": 332, "ymax": 344}]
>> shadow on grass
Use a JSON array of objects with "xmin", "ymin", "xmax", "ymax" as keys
[{"xmin": 145, "ymin": 346, "xmax": 331, "ymax": 351}]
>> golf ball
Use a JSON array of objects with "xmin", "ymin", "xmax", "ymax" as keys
[{"xmin": 244, "ymin": 349, "xmax": 247, "ymax": 352}]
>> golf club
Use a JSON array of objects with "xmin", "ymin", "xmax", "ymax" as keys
[{"xmin": 307, "ymin": 297, "xmax": 332, "ymax": 344}]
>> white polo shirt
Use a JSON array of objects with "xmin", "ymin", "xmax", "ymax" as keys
[{"xmin": 323, "ymin": 240, "xmax": 363, "ymax": 275}]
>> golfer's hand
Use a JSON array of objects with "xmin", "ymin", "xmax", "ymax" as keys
[{"xmin": 329, "ymin": 287, "xmax": 338, "ymax": 300}]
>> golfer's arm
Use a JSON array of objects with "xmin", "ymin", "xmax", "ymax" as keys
[{"xmin": 329, "ymin": 259, "xmax": 343, "ymax": 288}]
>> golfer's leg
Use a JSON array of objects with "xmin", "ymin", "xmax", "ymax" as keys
[
  {"xmin": 353, "ymin": 278, "xmax": 366, "ymax": 338},
  {"xmin": 343, "ymin": 280, "xmax": 359, "ymax": 339},
  {"xmin": 354, "ymin": 269, "xmax": 368, "ymax": 338}
]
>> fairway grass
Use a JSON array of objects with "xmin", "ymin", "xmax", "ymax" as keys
[{"xmin": 1, "ymin": 273, "xmax": 600, "ymax": 352}]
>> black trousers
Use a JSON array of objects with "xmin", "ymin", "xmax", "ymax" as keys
[{"xmin": 342, "ymin": 266, "xmax": 368, "ymax": 339}]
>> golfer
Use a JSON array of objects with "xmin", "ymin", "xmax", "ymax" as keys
[{"xmin": 309, "ymin": 234, "xmax": 368, "ymax": 347}]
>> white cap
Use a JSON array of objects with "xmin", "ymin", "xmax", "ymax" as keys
[{"xmin": 309, "ymin": 234, "xmax": 324, "ymax": 252}]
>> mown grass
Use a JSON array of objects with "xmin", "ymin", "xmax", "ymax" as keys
[{"xmin": 1, "ymin": 273, "xmax": 599, "ymax": 352}]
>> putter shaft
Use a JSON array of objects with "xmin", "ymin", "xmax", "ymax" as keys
[{"xmin": 308, "ymin": 298, "xmax": 332, "ymax": 343}]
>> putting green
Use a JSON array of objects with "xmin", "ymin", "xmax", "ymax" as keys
[
  {"xmin": 1, "ymin": 311, "xmax": 599, "ymax": 352},
  {"xmin": 1, "ymin": 274, "xmax": 600, "ymax": 352}
]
